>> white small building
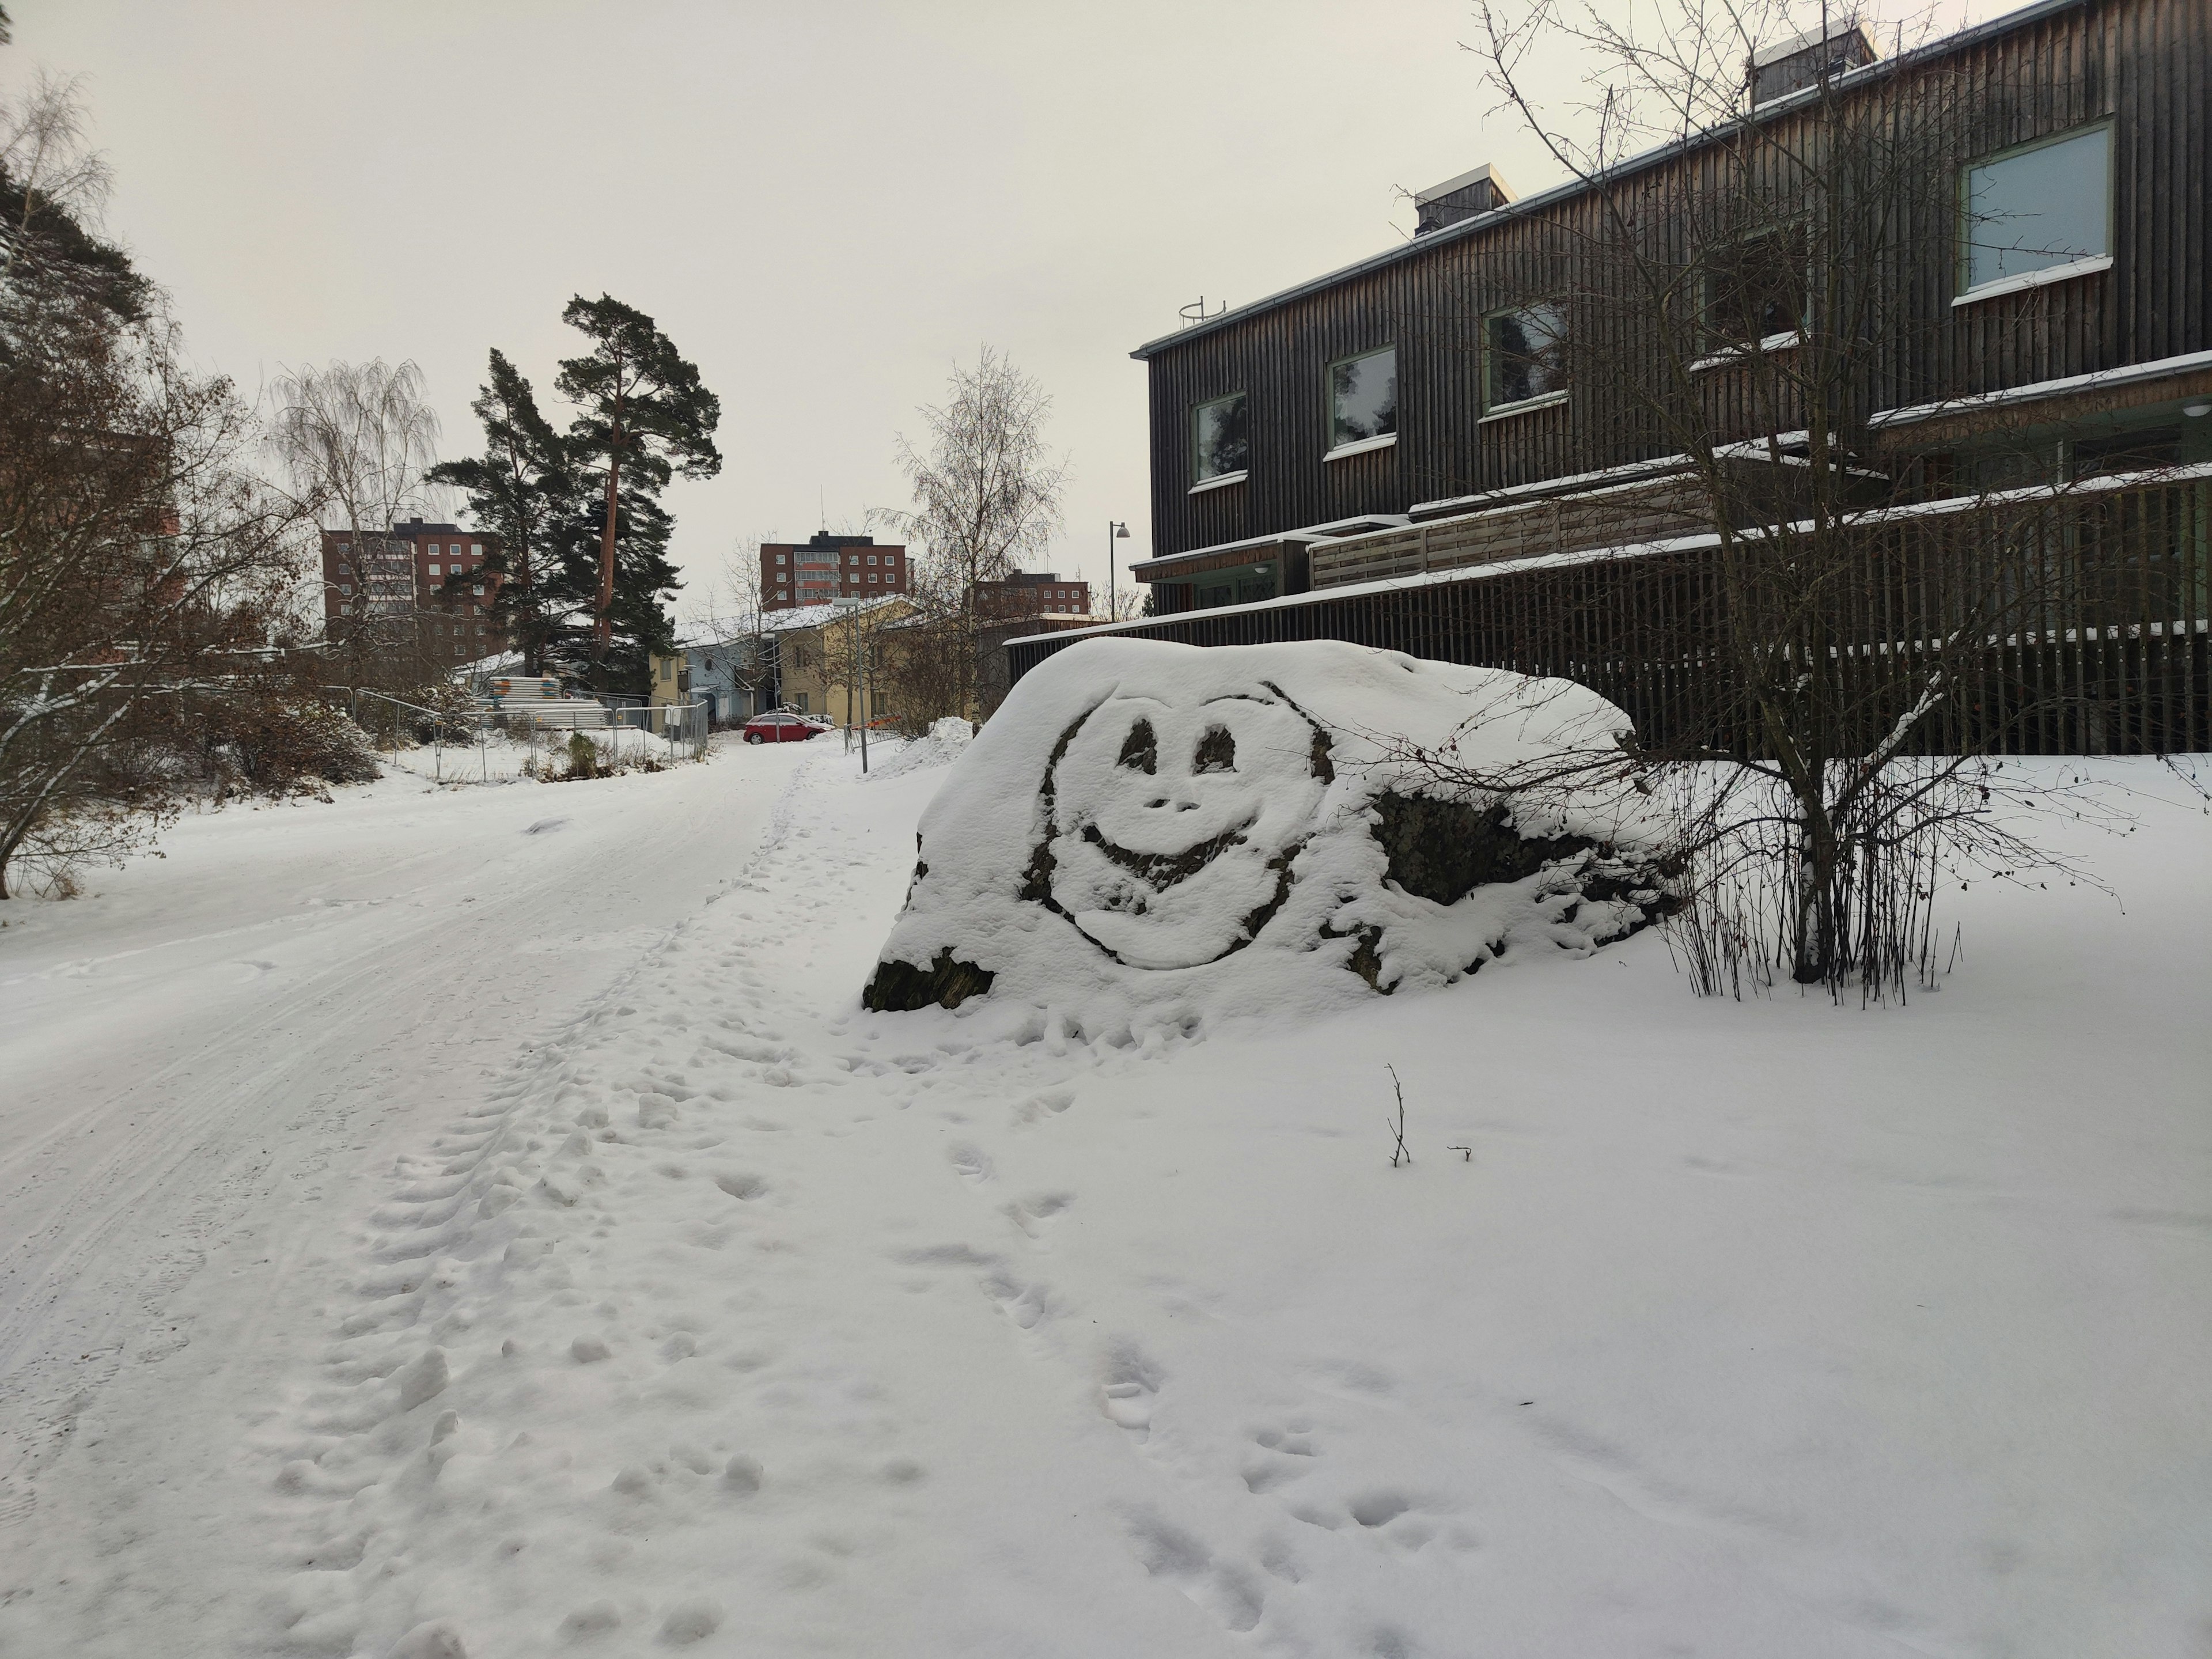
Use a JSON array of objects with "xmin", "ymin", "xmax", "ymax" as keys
[{"xmin": 677, "ymin": 632, "xmax": 771, "ymax": 726}]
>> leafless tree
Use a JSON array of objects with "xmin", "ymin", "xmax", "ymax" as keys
[
  {"xmin": 1, "ymin": 285, "xmax": 316, "ymax": 897},
  {"xmin": 1, "ymin": 69, "xmax": 114, "ymax": 279},
  {"xmin": 263, "ymin": 357, "xmax": 443, "ymax": 687},
  {"xmin": 872, "ymin": 345, "xmax": 1069, "ymax": 717},
  {"xmin": 0, "ymin": 68, "xmax": 351, "ymax": 898},
  {"xmin": 1385, "ymin": 0, "xmax": 2159, "ymax": 996}
]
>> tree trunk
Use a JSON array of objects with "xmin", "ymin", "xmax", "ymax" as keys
[
  {"xmin": 1791, "ymin": 790, "xmax": 1842, "ymax": 984},
  {"xmin": 593, "ymin": 386, "xmax": 624, "ymax": 691}
]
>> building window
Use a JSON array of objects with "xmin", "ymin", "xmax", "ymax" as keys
[
  {"xmin": 1192, "ymin": 392, "xmax": 1249, "ymax": 482},
  {"xmin": 776, "ymin": 552, "xmax": 787, "ymax": 565},
  {"xmin": 1325, "ymin": 349, "xmax": 1396, "ymax": 452},
  {"xmin": 1961, "ymin": 124, "xmax": 2111, "ymax": 293},
  {"xmin": 866, "ymin": 554, "xmax": 878, "ymax": 565},
  {"xmin": 1487, "ymin": 303, "xmax": 1567, "ymax": 411},
  {"xmin": 1704, "ymin": 226, "xmax": 1806, "ymax": 347},
  {"xmin": 339, "ymin": 584, "xmax": 353, "ymax": 596},
  {"xmin": 470, "ymin": 543, "xmax": 482, "ymax": 556}
]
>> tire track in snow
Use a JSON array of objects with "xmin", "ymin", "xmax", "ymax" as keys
[{"xmin": 0, "ymin": 748, "xmax": 796, "ymax": 1650}]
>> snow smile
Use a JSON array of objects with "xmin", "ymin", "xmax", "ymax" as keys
[
  {"xmin": 1010, "ymin": 686, "xmax": 1340, "ymax": 971},
  {"xmin": 1078, "ymin": 816, "xmax": 1255, "ymax": 893}
]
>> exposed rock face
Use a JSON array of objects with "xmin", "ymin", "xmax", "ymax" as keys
[
  {"xmin": 860, "ymin": 947, "xmax": 995, "ymax": 1012},
  {"xmin": 860, "ymin": 639, "xmax": 1672, "ymax": 1028}
]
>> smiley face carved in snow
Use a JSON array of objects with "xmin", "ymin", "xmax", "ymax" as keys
[{"xmin": 1028, "ymin": 685, "xmax": 1333, "ymax": 969}]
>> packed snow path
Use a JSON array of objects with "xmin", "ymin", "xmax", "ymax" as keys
[
  {"xmin": 0, "ymin": 745, "xmax": 803, "ymax": 1651},
  {"xmin": 1, "ymin": 740, "xmax": 2206, "ymax": 1656}
]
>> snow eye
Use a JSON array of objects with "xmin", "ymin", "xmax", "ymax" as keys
[
  {"xmin": 1193, "ymin": 726, "xmax": 1236, "ymax": 773},
  {"xmin": 1118, "ymin": 719, "xmax": 1157, "ymax": 775}
]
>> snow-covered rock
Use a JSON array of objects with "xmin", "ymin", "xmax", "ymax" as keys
[{"xmin": 863, "ymin": 639, "xmax": 1672, "ymax": 1029}]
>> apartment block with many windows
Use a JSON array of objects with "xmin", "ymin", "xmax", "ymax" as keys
[
  {"xmin": 759, "ymin": 532, "xmax": 910, "ymax": 611},
  {"xmin": 321, "ymin": 518, "xmax": 509, "ymax": 664},
  {"xmin": 973, "ymin": 572, "xmax": 1091, "ymax": 620}
]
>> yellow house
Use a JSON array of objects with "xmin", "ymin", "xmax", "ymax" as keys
[
  {"xmin": 646, "ymin": 652, "xmax": 687, "ymax": 706},
  {"xmin": 771, "ymin": 596, "xmax": 912, "ymax": 726}
]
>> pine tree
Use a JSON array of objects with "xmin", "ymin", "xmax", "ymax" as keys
[
  {"xmin": 541, "ymin": 479, "xmax": 680, "ymax": 691},
  {"xmin": 554, "ymin": 295, "xmax": 721, "ymax": 689},
  {"xmin": 425, "ymin": 349, "xmax": 571, "ymax": 674}
]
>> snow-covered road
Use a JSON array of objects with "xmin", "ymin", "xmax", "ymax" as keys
[
  {"xmin": 1, "ymin": 737, "xmax": 2206, "ymax": 1658},
  {"xmin": 0, "ymin": 743, "xmax": 803, "ymax": 1650}
]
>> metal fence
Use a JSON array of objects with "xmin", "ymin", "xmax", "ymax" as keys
[
  {"xmin": 1008, "ymin": 471, "xmax": 2211, "ymax": 757},
  {"xmin": 350, "ymin": 691, "xmax": 712, "ymax": 781}
]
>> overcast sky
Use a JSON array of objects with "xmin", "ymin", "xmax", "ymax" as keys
[{"xmin": 6, "ymin": 0, "xmax": 2003, "ymax": 617}]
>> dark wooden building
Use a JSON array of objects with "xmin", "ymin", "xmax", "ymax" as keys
[
  {"xmin": 1007, "ymin": 0, "xmax": 2209, "ymax": 755},
  {"xmin": 1114, "ymin": 0, "xmax": 2208, "ymax": 615}
]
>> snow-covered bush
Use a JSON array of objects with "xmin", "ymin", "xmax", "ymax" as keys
[
  {"xmin": 197, "ymin": 696, "xmax": 381, "ymax": 792},
  {"xmin": 862, "ymin": 639, "xmax": 1674, "ymax": 1032}
]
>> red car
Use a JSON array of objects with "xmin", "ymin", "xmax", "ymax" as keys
[{"xmin": 740, "ymin": 710, "xmax": 832, "ymax": 744}]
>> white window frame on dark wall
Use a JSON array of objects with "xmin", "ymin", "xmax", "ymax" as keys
[
  {"xmin": 1323, "ymin": 346, "xmax": 1397, "ymax": 461},
  {"xmin": 1956, "ymin": 122, "xmax": 2113, "ymax": 305},
  {"xmin": 1483, "ymin": 302, "xmax": 1569, "ymax": 419},
  {"xmin": 1191, "ymin": 391, "xmax": 1249, "ymax": 493}
]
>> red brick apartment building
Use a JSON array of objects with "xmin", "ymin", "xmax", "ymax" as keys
[
  {"xmin": 974, "ymin": 571, "xmax": 1090, "ymax": 620},
  {"xmin": 759, "ymin": 532, "xmax": 909, "ymax": 611},
  {"xmin": 321, "ymin": 518, "xmax": 507, "ymax": 663}
]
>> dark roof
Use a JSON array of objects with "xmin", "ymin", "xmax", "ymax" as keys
[{"xmin": 1130, "ymin": 0, "xmax": 2092, "ymax": 361}]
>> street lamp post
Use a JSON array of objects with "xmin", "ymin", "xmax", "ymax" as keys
[{"xmin": 1108, "ymin": 521, "xmax": 1130, "ymax": 620}]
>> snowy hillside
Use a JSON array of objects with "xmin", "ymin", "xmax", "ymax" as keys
[{"xmin": 0, "ymin": 733, "xmax": 2206, "ymax": 1658}]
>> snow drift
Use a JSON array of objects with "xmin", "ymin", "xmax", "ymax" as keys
[
  {"xmin": 863, "ymin": 639, "xmax": 1673, "ymax": 1029},
  {"xmin": 868, "ymin": 715, "xmax": 974, "ymax": 781}
]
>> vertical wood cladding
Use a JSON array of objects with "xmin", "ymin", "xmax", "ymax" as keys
[{"xmin": 1141, "ymin": 0, "xmax": 2208, "ymax": 560}]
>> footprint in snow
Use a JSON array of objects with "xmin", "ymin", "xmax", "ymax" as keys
[
  {"xmin": 1100, "ymin": 1343, "xmax": 1163, "ymax": 1441},
  {"xmin": 1004, "ymin": 1192, "xmax": 1073, "ymax": 1238},
  {"xmin": 946, "ymin": 1142, "xmax": 992, "ymax": 1184}
]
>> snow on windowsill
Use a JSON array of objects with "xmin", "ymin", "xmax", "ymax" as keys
[
  {"xmin": 1478, "ymin": 390, "xmax": 1568, "ymax": 424},
  {"xmin": 1952, "ymin": 253, "xmax": 2112, "ymax": 308},
  {"xmin": 1188, "ymin": 470, "xmax": 1248, "ymax": 495},
  {"xmin": 1688, "ymin": 329, "xmax": 1805, "ymax": 374},
  {"xmin": 1321, "ymin": 432, "xmax": 1397, "ymax": 463}
]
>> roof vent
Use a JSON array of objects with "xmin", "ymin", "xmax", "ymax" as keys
[
  {"xmin": 1413, "ymin": 162, "xmax": 1514, "ymax": 236},
  {"xmin": 1749, "ymin": 19, "xmax": 1877, "ymax": 104}
]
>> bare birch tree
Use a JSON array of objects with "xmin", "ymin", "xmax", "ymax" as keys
[
  {"xmin": 872, "ymin": 345, "xmax": 1068, "ymax": 717},
  {"xmin": 263, "ymin": 358, "xmax": 442, "ymax": 686}
]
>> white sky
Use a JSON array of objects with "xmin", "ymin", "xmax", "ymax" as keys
[{"xmin": 7, "ymin": 0, "xmax": 2005, "ymax": 613}]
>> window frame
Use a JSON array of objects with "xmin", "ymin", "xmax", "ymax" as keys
[
  {"xmin": 1697, "ymin": 221, "xmax": 1812, "ymax": 359},
  {"xmin": 1482, "ymin": 302, "xmax": 1570, "ymax": 418},
  {"xmin": 1190, "ymin": 391, "xmax": 1251, "ymax": 491},
  {"xmin": 1321, "ymin": 346, "xmax": 1399, "ymax": 461},
  {"xmin": 1956, "ymin": 120, "xmax": 2115, "ymax": 302}
]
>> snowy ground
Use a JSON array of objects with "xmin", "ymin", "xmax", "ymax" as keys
[{"xmin": 0, "ymin": 736, "xmax": 2206, "ymax": 1657}]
